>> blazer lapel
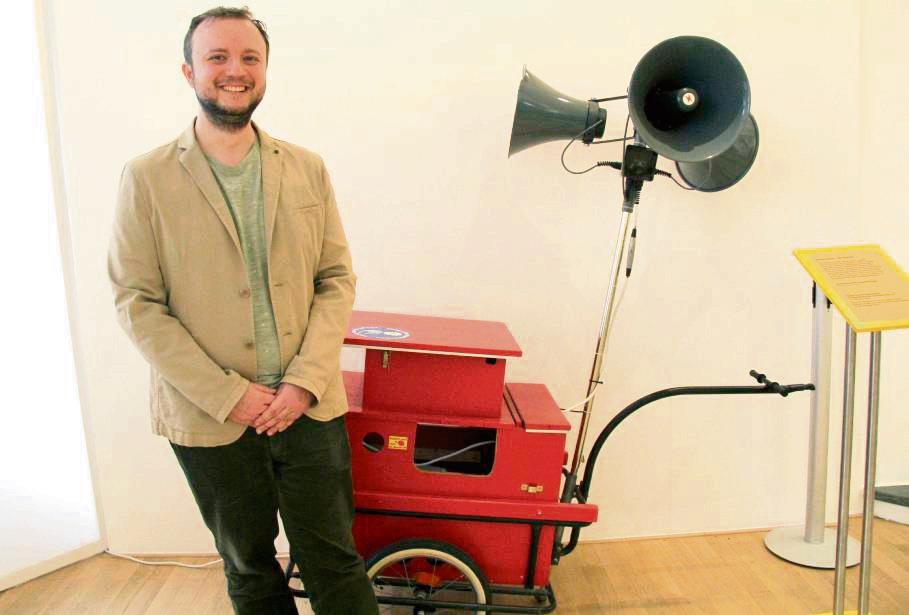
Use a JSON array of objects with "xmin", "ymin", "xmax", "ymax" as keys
[
  {"xmin": 176, "ymin": 123, "xmax": 243, "ymax": 255},
  {"xmin": 256, "ymin": 124, "xmax": 283, "ymax": 254}
]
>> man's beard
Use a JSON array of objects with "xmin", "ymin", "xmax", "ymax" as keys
[{"xmin": 196, "ymin": 89, "xmax": 263, "ymax": 132}]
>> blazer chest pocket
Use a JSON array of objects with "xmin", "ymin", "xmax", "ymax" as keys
[{"xmin": 288, "ymin": 202, "xmax": 323, "ymax": 257}]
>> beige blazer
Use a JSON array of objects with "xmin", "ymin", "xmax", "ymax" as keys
[{"xmin": 108, "ymin": 122, "xmax": 356, "ymax": 446}]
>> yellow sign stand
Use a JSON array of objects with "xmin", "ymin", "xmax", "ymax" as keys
[
  {"xmin": 795, "ymin": 244, "xmax": 909, "ymax": 332},
  {"xmin": 795, "ymin": 245, "xmax": 909, "ymax": 615}
]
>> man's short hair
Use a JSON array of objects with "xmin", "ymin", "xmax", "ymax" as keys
[{"xmin": 183, "ymin": 6, "xmax": 270, "ymax": 66}]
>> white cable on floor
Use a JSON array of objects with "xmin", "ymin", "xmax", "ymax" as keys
[{"xmin": 104, "ymin": 549, "xmax": 292, "ymax": 569}]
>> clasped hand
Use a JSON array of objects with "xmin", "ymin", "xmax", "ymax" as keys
[{"xmin": 228, "ymin": 382, "xmax": 314, "ymax": 436}]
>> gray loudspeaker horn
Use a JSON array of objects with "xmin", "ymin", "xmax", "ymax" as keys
[
  {"xmin": 676, "ymin": 114, "xmax": 759, "ymax": 191},
  {"xmin": 508, "ymin": 68, "xmax": 606, "ymax": 157},
  {"xmin": 628, "ymin": 36, "xmax": 750, "ymax": 163}
]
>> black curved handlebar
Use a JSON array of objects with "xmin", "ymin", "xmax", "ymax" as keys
[
  {"xmin": 555, "ymin": 370, "xmax": 814, "ymax": 560},
  {"xmin": 749, "ymin": 369, "xmax": 814, "ymax": 397}
]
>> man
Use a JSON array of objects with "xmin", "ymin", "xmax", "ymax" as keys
[{"xmin": 107, "ymin": 7, "xmax": 378, "ymax": 615}]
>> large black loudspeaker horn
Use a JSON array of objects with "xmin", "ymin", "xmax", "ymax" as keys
[
  {"xmin": 508, "ymin": 68, "xmax": 606, "ymax": 157},
  {"xmin": 629, "ymin": 36, "xmax": 753, "ymax": 165}
]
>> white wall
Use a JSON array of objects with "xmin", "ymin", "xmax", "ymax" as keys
[
  {"xmin": 859, "ymin": 0, "xmax": 909, "ymax": 492},
  {"xmin": 0, "ymin": 2, "xmax": 101, "ymax": 589},
  {"xmin": 43, "ymin": 0, "xmax": 905, "ymax": 552}
]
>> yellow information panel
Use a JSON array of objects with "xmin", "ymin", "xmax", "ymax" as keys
[{"xmin": 794, "ymin": 244, "xmax": 909, "ymax": 332}]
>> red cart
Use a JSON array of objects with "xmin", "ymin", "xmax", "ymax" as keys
[{"xmin": 286, "ymin": 310, "xmax": 811, "ymax": 613}]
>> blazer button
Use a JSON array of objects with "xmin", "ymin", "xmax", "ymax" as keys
[
  {"xmin": 244, "ymin": 341, "xmax": 254, "ymax": 349},
  {"xmin": 239, "ymin": 288, "xmax": 251, "ymax": 298}
]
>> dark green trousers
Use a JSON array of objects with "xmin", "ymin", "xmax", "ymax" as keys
[{"xmin": 170, "ymin": 415, "xmax": 378, "ymax": 615}]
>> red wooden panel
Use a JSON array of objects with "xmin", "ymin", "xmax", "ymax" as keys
[
  {"xmin": 345, "ymin": 310, "xmax": 522, "ymax": 357},
  {"xmin": 346, "ymin": 404, "xmax": 567, "ymax": 501},
  {"xmin": 355, "ymin": 490, "xmax": 598, "ymax": 525},
  {"xmin": 363, "ymin": 349, "xmax": 505, "ymax": 417},
  {"xmin": 506, "ymin": 384, "xmax": 571, "ymax": 432},
  {"xmin": 344, "ymin": 370, "xmax": 569, "ymax": 501},
  {"xmin": 344, "ymin": 370, "xmax": 511, "ymax": 429}
]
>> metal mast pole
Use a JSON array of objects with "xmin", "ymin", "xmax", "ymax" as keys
[{"xmin": 569, "ymin": 201, "xmax": 634, "ymax": 477}]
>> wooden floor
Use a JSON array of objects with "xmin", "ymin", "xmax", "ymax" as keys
[{"xmin": 1, "ymin": 519, "xmax": 907, "ymax": 614}]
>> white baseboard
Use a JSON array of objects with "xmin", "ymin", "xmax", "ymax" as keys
[{"xmin": 874, "ymin": 500, "xmax": 909, "ymax": 525}]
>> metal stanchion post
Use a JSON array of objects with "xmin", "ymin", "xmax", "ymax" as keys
[
  {"xmin": 832, "ymin": 325, "xmax": 857, "ymax": 615},
  {"xmin": 858, "ymin": 332, "xmax": 881, "ymax": 615},
  {"xmin": 806, "ymin": 284, "xmax": 833, "ymax": 544},
  {"xmin": 763, "ymin": 285, "xmax": 860, "ymax": 568},
  {"xmin": 794, "ymin": 244, "xmax": 907, "ymax": 615}
]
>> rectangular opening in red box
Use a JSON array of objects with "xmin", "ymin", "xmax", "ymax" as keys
[{"xmin": 413, "ymin": 424, "xmax": 497, "ymax": 475}]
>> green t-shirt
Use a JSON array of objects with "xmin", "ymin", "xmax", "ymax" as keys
[{"xmin": 206, "ymin": 138, "xmax": 282, "ymax": 388}]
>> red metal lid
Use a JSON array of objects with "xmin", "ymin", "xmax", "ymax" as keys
[{"xmin": 345, "ymin": 310, "xmax": 522, "ymax": 358}]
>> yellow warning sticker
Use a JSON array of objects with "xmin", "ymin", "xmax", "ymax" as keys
[{"xmin": 388, "ymin": 436, "xmax": 409, "ymax": 451}]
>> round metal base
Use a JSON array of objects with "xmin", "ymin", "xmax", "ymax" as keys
[{"xmin": 764, "ymin": 526, "xmax": 861, "ymax": 569}]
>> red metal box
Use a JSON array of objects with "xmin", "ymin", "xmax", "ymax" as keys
[
  {"xmin": 345, "ymin": 311, "xmax": 522, "ymax": 418},
  {"xmin": 344, "ymin": 372, "xmax": 569, "ymax": 502},
  {"xmin": 344, "ymin": 370, "xmax": 595, "ymax": 588}
]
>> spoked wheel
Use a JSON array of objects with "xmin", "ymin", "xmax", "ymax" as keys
[{"xmin": 365, "ymin": 539, "xmax": 489, "ymax": 614}]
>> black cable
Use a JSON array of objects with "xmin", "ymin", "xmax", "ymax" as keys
[
  {"xmin": 561, "ymin": 114, "xmax": 635, "ymax": 175},
  {"xmin": 560, "ymin": 113, "xmax": 694, "ymax": 198},
  {"xmin": 572, "ymin": 112, "xmax": 694, "ymax": 194},
  {"xmin": 654, "ymin": 168, "xmax": 695, "ymax": 191},
  {"xmin": 589, "ymin": 95, "xmax": 628, "ymax": 103},
  {"xmin": 560, "ymin": 118, "xmax": 607, "ymax": 175},
  {"xmin": 621, "ymin": 113, "xmax": 631, "ymax": 182}
]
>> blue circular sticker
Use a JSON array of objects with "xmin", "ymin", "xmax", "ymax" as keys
[{"xmin": 352, "ymin": 326, "xmax": 411, "ymax": 341}]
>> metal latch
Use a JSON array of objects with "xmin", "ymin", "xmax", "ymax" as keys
[
  {"xmin": 382, "ymin": 350, "xmax": 390, "ymax": 369},
  {"xmin": 521, "ymin": 483, "xmax": 544, "ymax": 494}
]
